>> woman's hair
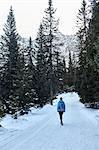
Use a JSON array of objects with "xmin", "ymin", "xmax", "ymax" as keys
[{"xmin": 60, "ymin": 97, "xmax": 62, "ymax": 100}]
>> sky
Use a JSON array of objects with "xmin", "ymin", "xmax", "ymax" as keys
[{"xmin": 0, "ymin": 0, "xmax": 88, "ymax": 39}]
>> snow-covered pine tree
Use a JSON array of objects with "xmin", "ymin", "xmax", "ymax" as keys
[
  {"xmin": 85, "ymin": 1, "xmax": 99, "ymax": 103},
  {"xmin": 62, "ymin": 57, "xmax": 68, "ymax": 90},
  {"xmin": 0, "ymin": 6, "xmax": 20, "ymax": 114},
  {"xmin": 72, "ymin": 52, "xmax": 78, "ymax": 88},
  {"xmin": 58, "ymin": 57, "xmax": 67, "ymax": 92},
  {"xmin": 0, "ymin": 45, "xmax": 5, "ymax": 116},
  {"xmin": 53, "ymin": 50, "xmax": 63, "ymax": 93},
  {"xmin": 76, "ymin": 0, "xmax": 89, "ymax": 103},
  {"xmin": 42, "ymin": 0, "xmax": 60, "ymax": 103},
  {"xmin": 68, "ymin": 50, "xmax": 74, "ymax": 87},
  {"xmin": 24, "ymin": 37, "xmax": 37, "ymax": 108},
  {"xmin": 35, "ymin": 23, "xmax": 49, "ymax": 106}
]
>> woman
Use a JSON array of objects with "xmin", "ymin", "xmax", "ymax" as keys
[{"xmin": 57, "ymin": 97, "xmax": 65, "ymax": 125}]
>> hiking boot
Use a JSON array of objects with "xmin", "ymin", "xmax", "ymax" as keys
[{"xmin": 61, "ymin": 121, "xmax": 63, "ymax": 125}]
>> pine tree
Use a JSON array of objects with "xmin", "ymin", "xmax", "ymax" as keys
[
  {"xmin": 35, "ymin": 23, "xmax": 49, "ymax": 106},
  {"xmin": 68, "ymin": 50, "xmax": 74, "ymax": 87},
  {"xmin": 76, "ymin": 0, "xmax": 88, "ymax": 74},
  {"xmin": 77, "ymin": 1, "xmax": 99, "ymax": 103},
  {"xmin": 85, "ymin": 2, "xmax": 99, "ymax": 103},
  {"xmin": 54, "ymin": 51, "xmax": 64, "ymax": 93},
  {"xmin": 72, "ymin": 52, "xmax": 77, "ymax": 88},
  {"xmin": 0, "ymin": 6, "xmax": 20, "ymax": 114},
  {"xmin": 42, "ymin": 0, "xmax": 59, "ymax": 103},
  {"xmin": 25, "ymin": 37, "xmax": 37, "ymax": 106},
  {"xmin": 62, "ymin": 58, "xmax": 68, "ymax": 91},
  {"xmin": 76, "ymin": 0, "xmax": 89, "ymax": 102},
  {"xmin": 16, "ymin": 51, "xmax": 26, "ymax": 111},
  {"xmin": 58, "ymin": 57, "xmax": 67, "ymax": 92}
]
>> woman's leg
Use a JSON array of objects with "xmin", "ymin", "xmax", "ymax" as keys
[{"xmin": 59, "ymin": 112, "xmax": 63, "ymax": 125}]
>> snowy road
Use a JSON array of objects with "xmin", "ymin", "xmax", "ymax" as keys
[{"xmin": 0, "ymin": 93, "xmax": 99, "ymax": 150}]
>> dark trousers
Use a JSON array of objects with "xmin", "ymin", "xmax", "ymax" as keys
[{"xmin": 58, "ymin": 111, "xmax": 63, "ymax": 123}]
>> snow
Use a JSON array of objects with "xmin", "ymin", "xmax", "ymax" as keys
[{"xmin": 0, "ymin": 92, "xmax": 99, "ymax": 150}]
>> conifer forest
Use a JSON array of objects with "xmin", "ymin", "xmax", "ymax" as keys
[{"xmin": 0, "ymin": 0, "xmax": 99, "ymax": 117}]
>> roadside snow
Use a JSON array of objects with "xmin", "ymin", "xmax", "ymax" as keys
[{"xmin": 0, "ymin": 92, "xmax": 99, "ymax": 150}]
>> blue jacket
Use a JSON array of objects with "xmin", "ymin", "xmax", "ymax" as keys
[{"xmin": 57, "ymin": 100, "xmax": 65, "ymax": 112}]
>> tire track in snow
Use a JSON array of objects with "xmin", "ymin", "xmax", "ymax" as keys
[
  {"xmin": 0, "ymin": 93, "xmax": 99, "ymax": 150},
  {"xmin": 0, "ymin": 107, "xmax": 56, "ymax": 150}
]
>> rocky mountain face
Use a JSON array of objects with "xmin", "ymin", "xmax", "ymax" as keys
[
  {"xmin": 0, "ymin": 32, "xmax": 78, "ymax": 66},
  {"xmin": 57, "ymin": 32, "xmax": 78, "ymax": 59}
]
